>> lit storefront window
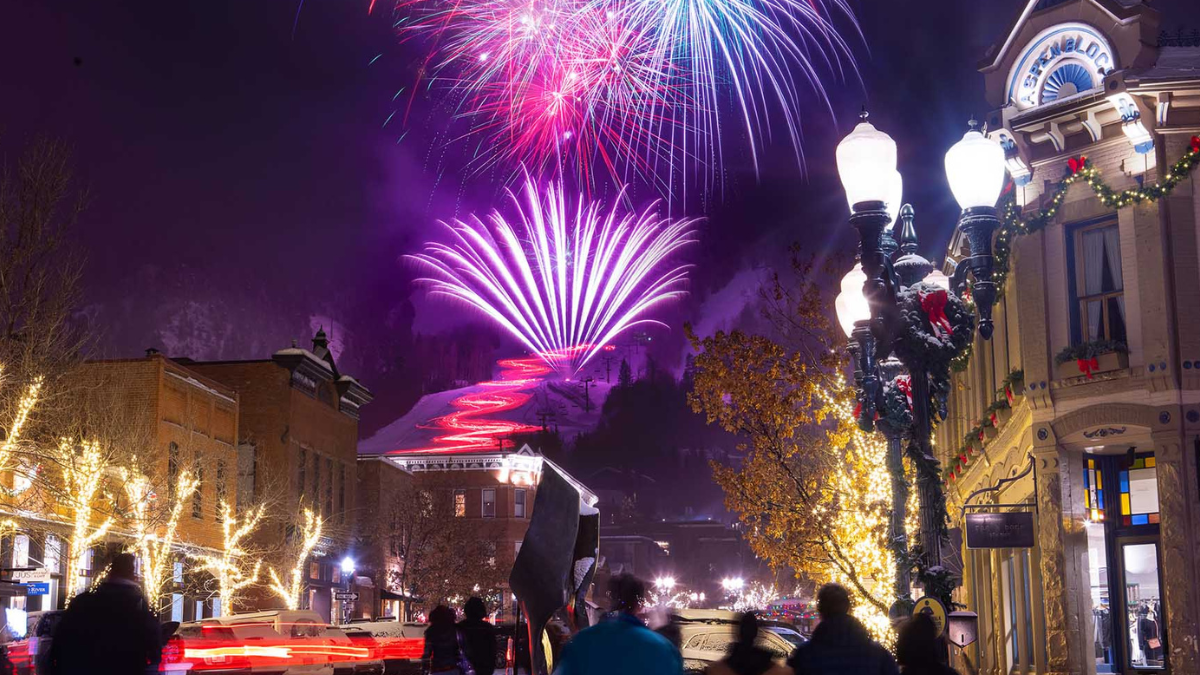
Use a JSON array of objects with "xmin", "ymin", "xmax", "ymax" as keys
[{"xmin": 1118, "ymin": 457, "xmax": 1158, "ymax": 526}]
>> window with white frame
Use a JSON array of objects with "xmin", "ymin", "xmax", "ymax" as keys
[
  {"xmin": 482, "ymin": 488, "xmax": 496, "ymax": 518},
  {"xmin": 1071, "ymin": 221, "xmax": 1126, "ymax": 344},
  {"xmin": 514, "ymin": 488, "xmax": 527, "ymax": 518}
]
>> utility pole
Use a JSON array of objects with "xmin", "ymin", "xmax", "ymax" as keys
[
  {"xmin": 582, "ymin": 377, "xmax": 595, "ymax": 413},
  {"xmin": 602, "ymin": 354, "xmax": 614, "ymax": 383}
]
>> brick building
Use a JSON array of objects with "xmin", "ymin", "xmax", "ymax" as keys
[
  {"xmin": 362, "ymin": 446, "xmax": 597, "ymax": 621},
  {"xmin": 937, "ymin": 1, "xmax": 1200, "ymax": 673},
  {"xmin": 184, "ymin": 329, "xmax": 372, "ymax": 622},
  {"xmin": 353, "ymin": 455, "xmax": 414, "ymax": 620},
  {"xmin": 2, "ymin": 352, "xmax": 240, "ymax": 620}
]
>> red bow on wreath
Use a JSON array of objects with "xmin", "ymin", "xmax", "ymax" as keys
[
  {"xmin": 920, "ymin": 289, "xmax": 952, "ymax": 338},
  {"xmin": 895, "ymin": 375, "xmax": 913, "ymax": 410},
  {"xmin": 1192, "ymin": 136, "xmax": 1200, "ymax": 154},
  {"xmin": 1077, "ymin": 356, "xmax": 1100, "ymax": 379},
  {"xmin": 1067, "ymin": 155, "xmax": 1088, "ymax": 175}
]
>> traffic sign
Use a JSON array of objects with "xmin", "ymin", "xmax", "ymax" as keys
[
  {"xmin": 10, "ymin": 569, "xmax": 50, "ymax": 584},
  {"xmin": 912, "ymin": 596, "xmax": 947, "ymax": 637},
  {"xmin": 335, "ymin": 592, "xmax": 359, "ymax": 601},
  {"xmin": 25, "ymin": 582, "xmax": 49, "ymax": 596}
]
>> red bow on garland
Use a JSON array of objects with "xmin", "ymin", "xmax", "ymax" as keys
[
  {"xmin": 1077, "ymin": 356, "xmax": 1100, "ymax": 379},
  {"xmin": 1005, "ymin": 384, "xmax": 1015, "ymax": 405},
  {"xmin": 1192, "ymin": 136, "xmax": 1200, "ymax": 154},
  {"xmin": 1067, "ymin": 155, "xmax": 1088, "ymax": 175},
  {"xmin": 989, "ymin": 412, "xmax": 999, "ymax": 427},
  {"xmin": 920, "ymin": 289, "xmax": 952, "ymax": 338},
  {"xmin": 895, "ymin": 375, "xmax": 913, "ymax": 410}
]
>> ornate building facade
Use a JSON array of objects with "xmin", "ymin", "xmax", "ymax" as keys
[{"xmin": 937, "ymin": 1, "xmax": 1200, "ymax": 674}]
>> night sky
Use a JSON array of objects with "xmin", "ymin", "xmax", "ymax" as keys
[{"xmin": 2, "ymin": 0, "xmax": 1191, "ymax": 432}]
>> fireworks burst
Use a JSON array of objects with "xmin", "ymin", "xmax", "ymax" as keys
[
  {"xmin": 408, "ymin": 174, "xmax": 696, "ymax": 375},
  {"xmin": 387, "ymin": 0, "xmax": 857, "ymax": 194}
]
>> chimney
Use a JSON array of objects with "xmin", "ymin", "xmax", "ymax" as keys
[{"xmin": 145, "ymin": 348, "xmax": 160, "ymax": 357}]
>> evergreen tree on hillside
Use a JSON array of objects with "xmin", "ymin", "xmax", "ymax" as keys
[{"xmin": 617, "ymin": 358, "xmax": 632, "ymax": 388}]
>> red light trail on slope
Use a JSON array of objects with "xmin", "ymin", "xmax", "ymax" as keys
[{"xmin": 400, "ymin": 347, "xmax": 588, "ymax": 454}]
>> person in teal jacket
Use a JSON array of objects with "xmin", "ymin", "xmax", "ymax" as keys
[{"xmin": 553, "ymin": 574, "xmax": 682, "ymax": 675}]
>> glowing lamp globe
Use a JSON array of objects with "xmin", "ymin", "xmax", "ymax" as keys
[
  {"xmin": 836, "ymin": 116, "xmax": 897, "ymax": 211},
  {"xmin": 944, "ymin": 125, "xmax": 1006, "ymax": 210},
  {"xmin": 923, "ymin": 268, "xmax": 951, "ymax": 292},
  {"xmin": 340, "ymin": 556, "xmax": 356, "ymax": 575},
  {"xmin": 835, "ymin": 263, "xmax": 870, "ymax": 337}
]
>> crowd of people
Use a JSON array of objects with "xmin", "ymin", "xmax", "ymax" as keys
[
  {"xmin": 549, "ymin": 575, "xmax": 960, "ymax": 675},
  {"xmin": 12, "ymin": 551, "xmax": 958, "ymax": 675}
]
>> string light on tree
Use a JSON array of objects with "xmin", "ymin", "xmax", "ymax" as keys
[
  {"xmin": 123, "ymin": 464, "xmax": 199, "ymax": 611},
  {"xmin": 268, "ymin": 508, "xmax": 323, "ymax": 611},
  {"xmin": 60, "ymin": 438, "xmax": 114, "ymax": 600},
  {"xmin": 195, "ymin": 502, "xmax": 265, "ymax": 614},
  {"xmin": 0, "ymin": 372, "xmax": 44, "ymax": 472}
]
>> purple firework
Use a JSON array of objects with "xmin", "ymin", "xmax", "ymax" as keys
[{"xmin": 409, "ymin": 175, "xmax": 697, "ymax": 374}]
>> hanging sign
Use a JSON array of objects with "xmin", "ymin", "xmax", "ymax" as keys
[
  {"xmin": 24, "ymin": 582, "xmax": 49, "ymax": 596},
  {"xmin": 9, "ymin": 569, "xmax": 51, "ymax": 584},
  {"xmin": 965, "ymin": 511, "xmax": 1035, "ymax": 549}
]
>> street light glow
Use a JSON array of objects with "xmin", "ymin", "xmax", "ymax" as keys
[
  {"xmin": 654, "ymin": 576, "xmax": 676, "ymax": 590},
  {"xmin": 340, "ymin": 556, "xmax": 356, "ymax": 575},
  {"xmin": 721, "ymin": 577, "xmax": 745, "ymax": 591}
]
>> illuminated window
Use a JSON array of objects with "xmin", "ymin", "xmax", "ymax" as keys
[
  {"xmin": 514, "ymin": 489, "xmax": 526, "ymax": 518},
  {"xmin": 44, "ymin": 536, "xmax": 61, "ymax": 574},
  {"xmin": 454, "ymin": 490, "xmax": 466, "ymax": 518},
  {"xmin": 482, "ymin": 488, "xmax": 496, "ymax": 518},
  {"xmin": 1083, "ymin": 458, "xmax": 1105, "ymax": 522},
  {"xmin": 1119, "ymin": 455, "xmax": 1159, "ymax": 526}
]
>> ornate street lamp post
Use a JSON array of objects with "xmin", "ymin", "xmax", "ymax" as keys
[{"xmin": 834, "ymin": 113, "xmax": 1006, "ymax": 612}]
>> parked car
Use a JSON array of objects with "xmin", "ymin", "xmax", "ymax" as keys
[{"xmin": 673, "ymin": 610, "xmax": 797, "ymax": 674}]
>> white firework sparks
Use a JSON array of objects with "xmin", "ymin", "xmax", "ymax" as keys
[{"xmin": 409, "ymin": 175, "xmax": 697, "ymax": 374}]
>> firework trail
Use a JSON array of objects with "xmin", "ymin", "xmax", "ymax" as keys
[
  {"xmin": 407, "ymin": 351, "xmax": 556, "ymax": 453},
  {"xmin": 408, "ymin": 174, "xmax": 697, "ymax": 375},
  {"xmin": 385, "ymin": 0, "xmax": 857, "ymax": 196}
]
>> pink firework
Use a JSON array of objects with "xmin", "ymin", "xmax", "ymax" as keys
[{"xmin": 386, "ymin": 0, "xmax": 856, "ymax": 194}]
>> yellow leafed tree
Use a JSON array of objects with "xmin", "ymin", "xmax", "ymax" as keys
[{"xmin": 686, "ymin": 254, "xmax": 898, "ymax": 641}]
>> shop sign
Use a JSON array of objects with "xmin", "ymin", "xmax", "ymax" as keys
[
  {"xmin": 25, "ymin": 582, "xmax": 49, "ymax": 596},
  {"xmin": 10, "ymin": 569, "xmax": 51, "ymax": 584},
  {"xmin": 965, "ymin": 511, "xmax": 1035, "ymax": 549},
  {"xmin": 912, "ymin": 596, "xmax": 947, "ymax": 637},
  {"xmin": 1006, "ymin": 22, "xmax": 1116, "ymax": 109}
]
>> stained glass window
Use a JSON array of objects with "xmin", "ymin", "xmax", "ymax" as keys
[
  {"xmin": 1118, "ymin": 455, "xmax": 1159, "ymax": 526},
  {"xmin": 1083, "ymin": 458, "xmax": 1105, "ymax": 522}
]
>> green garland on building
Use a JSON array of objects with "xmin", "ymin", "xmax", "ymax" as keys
[{"xmin": 992, "ymin": 136, "xmax": 1200, "ymax": 294}]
